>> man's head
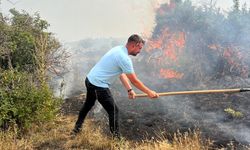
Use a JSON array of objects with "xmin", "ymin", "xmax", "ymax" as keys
[{"xmin": 126, "ymin": 34, "xmax": 145, "ymax": 56}]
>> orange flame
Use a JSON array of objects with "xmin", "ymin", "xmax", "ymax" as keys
[
  {"xmin": 146, "ymin": 28, "xmax": 185, "ymax": 62},
  {"xmin": 208, "ymin": 44, "xmax": 248, "ymax": 78},
  {"xmin": 160, "ymin": 68, "xmax": 184, "ymax": 79},
  {"xmin": 208, "ymin": 44, "xmax": 219, "ymax": 50},
  {"xmin": 164, "ymin": 32, "xmax": 185, "ymax": 62},
  {"xmin": 146, "ymin": 27, "xmax": 186, "ymax": 80}
]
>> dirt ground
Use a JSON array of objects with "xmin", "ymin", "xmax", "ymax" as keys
[{"xmin": 62, "ymin": 92, "xmax": 250, "ymax": 149}]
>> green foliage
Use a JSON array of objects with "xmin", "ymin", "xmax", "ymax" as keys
[
  {"xmin": 224, "ymin": 108, "xmax": 243, "ymax": 118},
  {"xmin": 0, "ymin": 9, "xmax": 62, "ymax": 76},
  {"xmin": 0, "ymin": 5, "xmax": 66, "ymax": 134},
  {"xmin": 11, "ymin": 30, "xmax": 36, "ymax": 72},
  {"xmin": 0, "ymin": 70, "xmax": 62, "ymax": 132},
  {"xmin": 9, "ymin": 9, "xmax": 49, "ymax": 32}
]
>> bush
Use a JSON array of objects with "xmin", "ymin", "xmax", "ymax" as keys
[{"xmin": 0, "ymin": 70, "xmax": 62, "ymax": 132}]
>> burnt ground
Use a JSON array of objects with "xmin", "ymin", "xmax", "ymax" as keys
[{"xmin": 62, "ymin": 92, "xmax": 250, "ymax": 149}]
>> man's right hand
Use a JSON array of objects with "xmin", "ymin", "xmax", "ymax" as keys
[
  {"xmin": 125, "ymin": 73, "xmax": 159, "ymax": 99},
  {"xmin": 128, "ymin": 90, "xmax": 136, "ymax": 99},
  {"xmin": 147, "ymin": 90, "xmax": 159, "ymax": 99}
]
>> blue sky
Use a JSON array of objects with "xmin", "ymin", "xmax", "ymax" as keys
[{"xmin": 1, "ymin": 0, "xmax": 249, "ymax": 42}]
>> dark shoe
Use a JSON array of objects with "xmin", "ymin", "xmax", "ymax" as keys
[
  {"xmin": 112, "ymin": 133, "xmax": 121, "ymax": 140},
  {"xmin": 71, "ymin": 127, "xmax": 81, "ymax": 136}
]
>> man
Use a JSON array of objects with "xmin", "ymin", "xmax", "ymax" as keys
[{"xmin": 72, "ymin": 34, "xmax": 159, "ymax": 138}]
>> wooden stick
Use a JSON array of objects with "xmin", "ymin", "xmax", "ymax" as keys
[{"xmin": 136, "ymin": 88, "xmax": 250, "ymax": 98}]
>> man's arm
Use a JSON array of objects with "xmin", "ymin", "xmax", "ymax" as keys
[
  {"xmin": 119, "ymin": 73, "xmax": 132, "ymax": 91},
  {"xmin": 124, "ymin": 73, "xmax": 159, "ymax": 98},
  {"xmin": 120, "ymin": 73, "xmax": 136, "ymax": 99}
]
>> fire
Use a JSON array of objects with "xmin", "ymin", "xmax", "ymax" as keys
[
  {"xmin": 208, "ymin": 44, "xmax": 248, "ymax": 78},
  {"xmin": 223, "ymin": 47, "xmax": 248, "ymax": 77},
  {"xmin": 160, "ymin": 68, "xmax": 184, "ymax": 79},
  {"xmin": 146, "ymin": 28, "xmax": 185, "ymax": 62},
  {"xmin": 146, "ymin": 27, "xmax": 186, "ymax": 80},
  {"xmin": 164, "ymin": 32, "xmax": 185, "ymax": 62},
  {"xmin": 208, "ymin": 44, "xmax": 219, "ymax": 50},
  {"xmin": 147, "ymin": 38, "xmax": 163, "ymax": 50}
]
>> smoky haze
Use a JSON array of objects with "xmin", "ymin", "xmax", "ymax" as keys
[
  {"xmin": 130, "ymin": 0, "xmax": 250, "ymax": 146},
  {"xmin": 1, "ymin": 0, "xmax": 249, "ymax": 42},
  {"xmin": 53, "ymin": 0, "xmax": 250, "ymax": 148}
]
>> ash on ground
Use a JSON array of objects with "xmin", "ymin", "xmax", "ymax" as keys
[{"xmin": 62, "ymin": 92, "xmax": 250, "ymax": 149}]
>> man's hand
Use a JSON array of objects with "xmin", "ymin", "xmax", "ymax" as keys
[
  {"xmin": 147, "ymin": 90, "xmax": 159, "ymax": 99},
  {"xmin": 128, "ymin": 90, "xmax": 136, "ymax": 99}
]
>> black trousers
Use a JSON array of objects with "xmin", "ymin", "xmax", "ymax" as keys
[{"xmin": 75, "ymin": 78, "xmax": 119, "ymax": 136}]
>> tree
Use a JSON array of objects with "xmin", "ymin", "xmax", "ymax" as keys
[
  {"xmin": 233, "ymin": 0, "xmax": 240, "ymax": 11},
  {"xmin": 0, "ymin": 9, "xmax": 69, "ymax": 82},
  {"xmin": 0, "ymin": 9, "xmax": 67, "ymax": 132},
  {"xmin": 139, "ymin": 0, "xmax": 250, "ymax": 88}
]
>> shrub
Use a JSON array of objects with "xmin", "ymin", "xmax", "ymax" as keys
[
  {"xmin": 0, "ymin": 70, "xmax": 62, "ymax": 132},
  {"xmin": 224, "ymin": 107, "xmax": 243, "ymax": 118}
]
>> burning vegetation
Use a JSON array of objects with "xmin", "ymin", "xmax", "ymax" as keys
[
  {"xmin": 122, "ymin": 0, "xmax": 250, "ymax": 148},
  {"xmin": 15, "ymin": 0, "xmax": 248, "ymax": 149},
  {"xmin": 59, "ymin": 0, "xmax": 250, "ymax": 149}
]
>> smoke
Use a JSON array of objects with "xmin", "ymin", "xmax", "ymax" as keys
[
  {"xmin": 130, "ymin": 0, "xmax": 250, "ymax": 146},
  {"xmin": 52, "ymin": 38, "xmax": 125, "ymax": 98},
  {"xmin": 52, "ymin": 0, "xmax": 250, "ymax": 147}
]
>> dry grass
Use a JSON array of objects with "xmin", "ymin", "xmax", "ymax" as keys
[{"xmin": 0, "ymin": 115, "xmax": 214, "ymax": 150}]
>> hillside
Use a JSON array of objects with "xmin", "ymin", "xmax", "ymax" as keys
[{"xmin": 0, "ymin": 94, "xmax": 213, "ymax": 150}]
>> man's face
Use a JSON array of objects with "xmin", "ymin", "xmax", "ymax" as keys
[{"xmin": 130, "ymin": 42, "xmax": 144, "ymax": 56}]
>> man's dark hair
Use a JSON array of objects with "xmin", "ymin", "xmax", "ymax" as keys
[{"xmin": 127, "ymin": 34, "xmax": 145, "ymax": 45}]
